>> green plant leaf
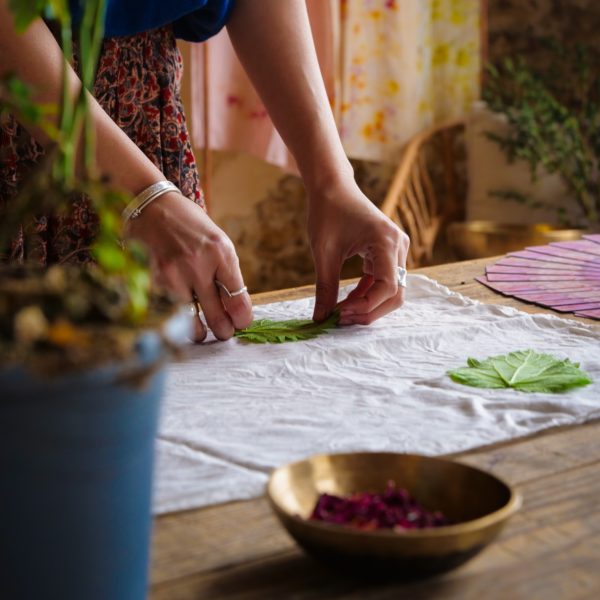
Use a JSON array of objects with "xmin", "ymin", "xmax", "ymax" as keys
[
  {"xmin": 0, "ymin": 75, "xmax": 58, "ymax": 139},
  {"xmin": 93, "ymin": 243, "xmax": 127, "ymax": 272},
  {"xmin": 7, "ymin": 1, "xmax": 71, "ymax": 30},
  {"xmin": 8, "ymin": 0, "xmax": 46, "ymax": 31},
  {"xmin": 448, "ymin": 350, "xmax": 592, "ymax": 393},
  {"xmin": 234, "ymin": 311, "xmax": 339, "ymax": 344},
  {"xmin": 125, "ymin": 267, "xmax": 151, "ymax": 322},
  {"xmin": 482, "ymin": 44, "xmax": 600, "ymax": 227}
]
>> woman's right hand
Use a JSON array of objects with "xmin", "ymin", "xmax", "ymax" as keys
[{"xmin": 125, "ymin": 192, "xmax": 253, "ymax": 342}]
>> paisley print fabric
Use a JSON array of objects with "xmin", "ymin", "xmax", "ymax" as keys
[{"xmin": 0, "ymin": 25, "xmax": 202, "ymax": 265}]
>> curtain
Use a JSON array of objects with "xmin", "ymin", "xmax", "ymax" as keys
[
  {"xmin": 339, "ymin": 0, "xmax": 480, "ymax": 162},
  {"xmin": 190, "ymin": 0, "xmax": 480, "ymax": 166}
]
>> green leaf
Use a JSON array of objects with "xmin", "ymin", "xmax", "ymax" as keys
[
  {"xmin": 234, "ymin": 311, "xmax": 339, "ymax": 344},
  {"xmin": 482, "ymin": 45, "xmax": 600, "ymax": 228},
  {"xmin": 125, "ymin": 268, "xmax": 150, "ymax": 322},
  {"xmin": 8, "ymin": 0, "xmax": 46, "ymax": 31},
  {"xmin": 126, "ymin": 239, "xmax": 149, "ymax": 264},
  {"xmin": 448, "ymin": 350, "xmax": 592, "ymax": 394},
  {"xmin": 7, "ymin": 1, "xmax": 71, "ymax": 30},
  {"xmin": 93, "ymin": 243, "xmax": 127, "ymax": 272},
  {"xmin": 0, "ymin": 75, "xmax": 58, "ymax": 138}
]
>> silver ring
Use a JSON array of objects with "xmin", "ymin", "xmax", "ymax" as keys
[
  {"xmin": 189, "ymin": 298, "xmax": 201, "ymax": 316},
  {"xmin": 215, "ymin": 279, "xmax": 248, "ymax": 298},
  {"xmin": 397, "ymin": 266, "xmax": 407, "ymax": 288}
]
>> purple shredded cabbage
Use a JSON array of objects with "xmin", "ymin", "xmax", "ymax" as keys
[{"xmin": 309, "ymin": 481, "xmax": 450, "ymax": 531}]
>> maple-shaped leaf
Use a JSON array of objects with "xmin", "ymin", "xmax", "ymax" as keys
[
  {"xmin": 234, "ymin": 311, "xmax": 339, "ymax": 344},
  {"xmin": 448, "ymin": 349, "xmax": 592, "ymax": 393}
]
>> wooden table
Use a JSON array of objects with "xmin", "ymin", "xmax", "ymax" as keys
[{"xmin": 150, "ymin": 258, "xmax": 600, "ymax": 600}]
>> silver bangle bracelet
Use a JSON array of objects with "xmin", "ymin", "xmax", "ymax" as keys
[{"xmin": 122, "ymin": 181, "xmax": 179, "ymax": 222}]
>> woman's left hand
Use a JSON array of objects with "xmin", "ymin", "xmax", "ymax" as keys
[{"xmin": 307, "ymin": 181, "xmax": 410, "ymax": 326}]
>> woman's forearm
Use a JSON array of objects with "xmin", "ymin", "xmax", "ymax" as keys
[
  {"xmin": 0, "ymin": 1, "xmax": 255, "ymax": 339},
  {"xmin": 226, "ymin": 0, "xmax": 353, "ymax": 193},
  {"xmin": 0, "ymin": 0, "xmax": 163, "ymax": 195}
]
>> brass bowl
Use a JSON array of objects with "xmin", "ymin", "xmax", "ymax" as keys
[
  {"xmin": 446, "ymin": 221, "xmax": 584, "ymax": 260},
  {"xmin": 267, "ymin": 452, "xmax": 521, "ymax": 579}
]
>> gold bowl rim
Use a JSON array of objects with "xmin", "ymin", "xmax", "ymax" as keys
[
  {"xmin": 267, "ymin": 451, "xmax": 522, "ymax": 539},
  {"xmin": 446, "ymin": 220, "xmax": 586, "ymax": 235}
]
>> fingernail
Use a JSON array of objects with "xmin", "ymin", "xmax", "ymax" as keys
[
  {"xmin": 340, "ymin": 309, "xmax": 355, "ymax": 318},
  {"xmin": 339, "ymin": 317, "xmax": 355, "ymax": 326}
]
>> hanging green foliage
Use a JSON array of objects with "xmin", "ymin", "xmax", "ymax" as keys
[{"xmin": 483, "ymin": 41, "xmax": 600, "ymax": 227}]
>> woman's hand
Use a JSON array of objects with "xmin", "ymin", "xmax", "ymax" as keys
[
  {"xmin": 307, "ymin": 181, "xmax": 410, "ymax": 326},
  {"xmin": 227, "ymin": 1, "xmax": 409, "ymax": 327},
  {"xmin": 126, "ymin": 192, "xmax": 253, "ymax": 342}
]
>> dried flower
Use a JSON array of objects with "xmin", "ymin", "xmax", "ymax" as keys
[{"xmin": 309, "ymin": 481, "xmax": 450, "ymax": 532}]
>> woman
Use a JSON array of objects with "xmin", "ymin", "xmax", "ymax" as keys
[{"xmin": 0, "ymin": 0, "xmax": 409, "ymax": 341}]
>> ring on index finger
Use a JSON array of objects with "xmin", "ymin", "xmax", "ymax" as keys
[
  {"xmin": 215, "ymin": 279, "xmax": 248, "ymax": 298},
  {"xmin": 397, "ymin": 267, "xmax": 407, "ymax": 288}
]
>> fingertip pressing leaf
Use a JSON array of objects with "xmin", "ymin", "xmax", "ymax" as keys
[
  {"xmin": 448, "ymin": 350, "xmax": 593, "ymax": 394},
  {"xmin": 234, "ymin": 310, "xmax": 339, "ymax": 344}
]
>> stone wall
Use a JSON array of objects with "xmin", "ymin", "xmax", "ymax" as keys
[
  {"xmin": 488, "ymin": 0, "xmax": 600, "ymax": 66},
  {"xmin": 209, "ymin": 153, "xmax": 395, "ymax": 293}
]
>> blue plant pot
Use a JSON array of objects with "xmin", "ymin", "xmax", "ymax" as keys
[{"xmin": 0, "ymin": 321, "xmax": 185, "ymax": 600}]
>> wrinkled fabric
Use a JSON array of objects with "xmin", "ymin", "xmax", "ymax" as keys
[{"xmin": 154, "ymin": 275, "xmax": 600, "ymax": 514}]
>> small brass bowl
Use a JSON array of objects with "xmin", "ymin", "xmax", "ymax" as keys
[
  {"xmin": 447, "ymin": 221, "xmax": 584, "ymax": 260},
  {"xmin": 267, "ymin": 452, "xmax": 521, "ymax": 579}
]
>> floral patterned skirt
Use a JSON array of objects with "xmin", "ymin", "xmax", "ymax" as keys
[{"xmin": 0, "ymin": 25, "xmax": 202, "ymax": 265}]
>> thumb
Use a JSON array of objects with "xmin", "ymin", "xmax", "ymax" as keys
[{"xmin": 313, "ymin": 254, "xmax": 342, "ymax": 322}]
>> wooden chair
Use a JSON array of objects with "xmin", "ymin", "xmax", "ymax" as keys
[{"xmin": 380, "ymin": 119, "xmax": 466, "ymax": 268}]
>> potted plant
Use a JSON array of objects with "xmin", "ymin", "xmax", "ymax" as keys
[
  {"xmin": 0, "ymin": 2, "xmax": 187, "ymax": 598},
  {"xmin": 480, "ymin": 42, "xmax": 600, "ymax": 230}
]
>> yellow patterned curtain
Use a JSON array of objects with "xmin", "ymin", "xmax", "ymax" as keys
[{"xmin": 338, "ymin": 0, "xmax": 481, "ymax": 162}]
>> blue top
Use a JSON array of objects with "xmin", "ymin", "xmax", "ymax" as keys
[{"xmin": 69, "ymin": 0, "xmax": 235, "ymax": 42}]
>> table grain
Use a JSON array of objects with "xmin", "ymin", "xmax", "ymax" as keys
[{"xmin": 150, "ymin": 258, "xmax": 600, "ymax": 600}]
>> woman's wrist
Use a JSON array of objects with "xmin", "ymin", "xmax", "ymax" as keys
[
  {"xmin": 299, "ymin": 156, "xmax": 356, "ymax": 201},
  {"xmin": 123, "ymin": 190, "xmax": 181, "ymax": 238},
  {"xmin": 122, "ymin": 180, "xmax": 179, "ymax": 222}
]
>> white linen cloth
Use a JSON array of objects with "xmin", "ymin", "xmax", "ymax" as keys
[{"xmin": 154, "ymin": 275, "xmax": 600, "ymax": 514}]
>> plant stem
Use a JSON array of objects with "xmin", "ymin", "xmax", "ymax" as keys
[
  {"xmin": 78, "ymin": 0, "xmax": 106, "ymax": 177},
  {"xmin": 56, "ymin": 14, "xmax": 74, "ymax": 186}
]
